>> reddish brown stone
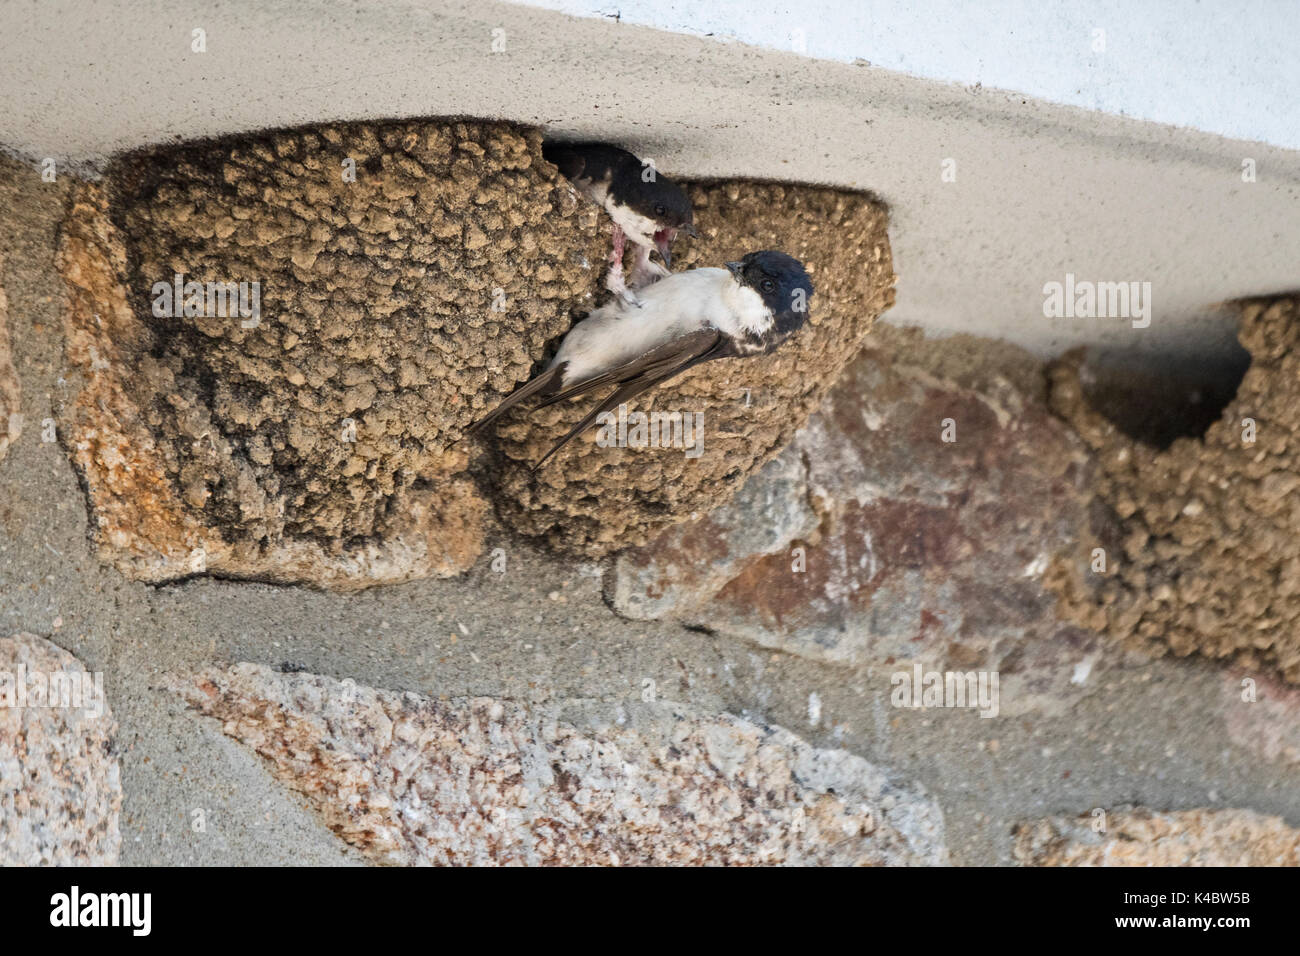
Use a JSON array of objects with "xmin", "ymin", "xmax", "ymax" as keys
[{"xmin": 612, "ymin": 342, "xmax": 1111, "ymax": 715}]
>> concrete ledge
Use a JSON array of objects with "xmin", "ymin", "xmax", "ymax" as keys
[{"xmin": 2, "ymin": 0, "xmax": 1298, "ymax": 368}]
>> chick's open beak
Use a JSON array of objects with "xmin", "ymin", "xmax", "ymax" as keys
[{"xmin": 655, "ymin": 230, "xmax": 675, "ymax": 270}]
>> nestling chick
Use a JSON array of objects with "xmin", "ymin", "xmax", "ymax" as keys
[{"xmin": 543, "ymin": 141, "xmax": 696, "ymax": 306}]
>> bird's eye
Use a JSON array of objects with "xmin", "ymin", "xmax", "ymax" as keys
[
  {"xmin": 760, "ymin": 278, "xmax": 776, "ymax": 293},
  {"xmin": 654, "ymin": 203, "xmax": 666, "ymax": 216}
]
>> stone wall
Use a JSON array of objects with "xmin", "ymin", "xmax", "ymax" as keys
[
  {"xmin": 0, "ymin": 633, "xmax": 120, "ymax": 865},
  {"xmin": 3, "ymin": 124, "xmax": 1299, "ymax": 867},
  {"xmin": 172, "ymin": 662, "xmax": 947, "ymax": 866}
]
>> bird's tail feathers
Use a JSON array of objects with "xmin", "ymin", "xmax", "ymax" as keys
[{"xmin": 466, "ymin": 363, "xmax": 564, "ymax": 436}]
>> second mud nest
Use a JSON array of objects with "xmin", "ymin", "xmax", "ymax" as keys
[{"xmin": 1048, "ymin": 295, "xmax": 1300, "ymax": 683}]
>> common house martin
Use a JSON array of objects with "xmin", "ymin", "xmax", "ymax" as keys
[
  {"xmin": 543, "ymin": 141, "xmax": 696, "ymax": 305},
  {"xmin": 469, "ymin": 250, "xmax": 814, "ymax": 469}
]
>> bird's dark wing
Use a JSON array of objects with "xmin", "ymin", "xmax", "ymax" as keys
[
  {"xmin": 466, "ymin": 363, "xmax": 564, "ymax": 436},
  {"xmin": 536, "ymin": 328, "xmax": 726, "ymax": 409},
  {"xmin": 532, "ymin": 329, "xmax": 733, "ymax": 471}
]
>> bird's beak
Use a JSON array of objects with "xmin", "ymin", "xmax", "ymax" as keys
[
  {"xmin": 682, "ymin": 223, "xmax": 698, "ymax": 239},
  {"xmin": 726, "ymin": 261, "xmax": 743, "ymax": 280},
  {"xmin": 655, "ymin": 232, "xmax": 674, "ymax": 270}
]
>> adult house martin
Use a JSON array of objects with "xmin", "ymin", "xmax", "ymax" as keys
[
  {"xmin": 543, "ymin": 141, "xmax": 696, "ymax": 305},
  {"xmin": 469, "ymin": 251, "xmax": 814, "ymax": 469}
]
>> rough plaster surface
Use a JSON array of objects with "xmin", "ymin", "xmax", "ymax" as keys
[
  {"xmin": 492, "ymin": 180, "xmax": 894, "ymax": 555},
  {"xmin": 0, "ymin": 632, "xmax": 122, "ymax": 866},
  {"xmin": 0, "ymin": 254, "xmax": 18, "ymax": 463},
  {"xmin": 1013, "ymin": 806, "xmax": 1300, "ymax": 866},
  {"xmin": 174, "ymin": 662, "xmax": 949, "ymax": 866},
  {"xmin": 529, "ymin": 1, "xmax": 1300, "ymax": 151},
  {"xmin": 1220, "ymin": 670, "xmax": 1300, "ymax": 769},
  {"xmin": 1048, "ymin": 296, "xmax": 1300, "ymax": 684}
]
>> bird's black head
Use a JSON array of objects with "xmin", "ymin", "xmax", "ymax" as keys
[
  {"xmin": 618, "ymin": 167, "xmax": 694, "ymax": 232},
  {"xmin": 624, "ymin": 174, "xmax": 696, "ymax": 267},
  {"xmin": 619, "ymin": 172, "xmax": 697, "ymax": 267},
  {"xmin": 727, "ymin": 251, "xmax": 815, "ymax": 340},
  {"xmin": 644, "ymin": 180, "xmax": 695, "ymax": 234}
]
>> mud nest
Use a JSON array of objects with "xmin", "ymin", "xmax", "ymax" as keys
[
  {"xmin": 108, "ymin": 120, "xmax": 603, "ymax": 548},
  {"xmin": 1047, "ymin": 295, "xmax": 1300, "ymax": 682},
  {"xmin": 488, "ymin": 181, "xmax": 894, "ymax": 555},
  {"xmin": 59, "ymin": 119, "xmax": 894, "ymax": 585}
]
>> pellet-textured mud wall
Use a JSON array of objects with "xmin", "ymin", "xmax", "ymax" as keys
[
  {"xmin": 110, "ymin": 122, "xmax": 598, "ymax": 548},
  {"xmin": 492, "ymin": 181, "xmax": 893, "ymax": 554},
  {"xmin": 1048, "ymin": 295, "xmax": 1300, "ymax": 682},
  {"xmin": 56, "ymin": 119, "xmax": 895, "ymax": 588}
]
